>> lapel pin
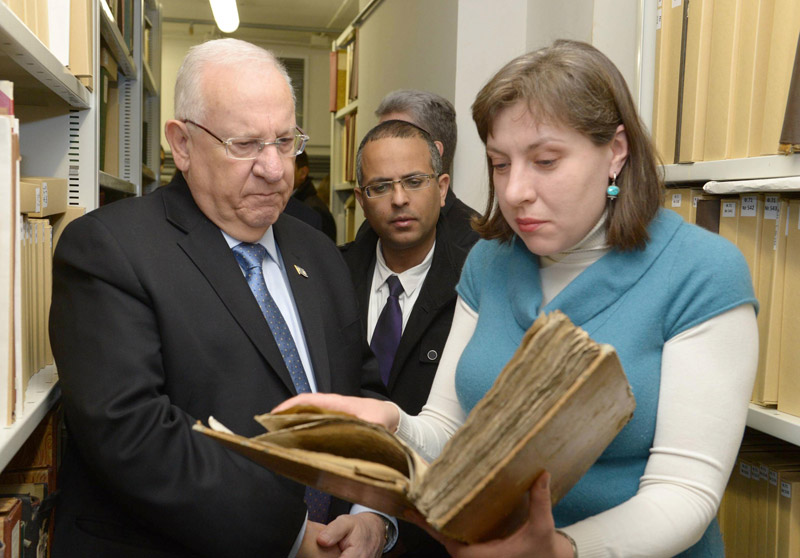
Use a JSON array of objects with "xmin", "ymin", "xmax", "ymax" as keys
[{"xmin": 294, "ymin": 265, "xmax": 308, "ymax": 278}]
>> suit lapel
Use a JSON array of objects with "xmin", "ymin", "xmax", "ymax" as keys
[
  {"xmin": 163, "ymin": 178, "xmax": 299, "ymax": 395},
  {"xmin": 389, "ymin": 228, "xmax": 462, "ymax": 387},
  {"xmin": 273, "ymin": 217, "xmax": 332, "ymax": 393}
]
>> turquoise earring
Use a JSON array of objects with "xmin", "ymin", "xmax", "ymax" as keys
[{"xmin": 607, "ymin": 172, "xmax": 619, "ymax": 199}]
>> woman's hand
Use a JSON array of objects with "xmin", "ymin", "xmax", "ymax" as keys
[
  {"xmin": 416, "ymin": 472, "xmax": 575, "ymax": 558},
  {"xmin": 272, "ymin": 393, "xmax": 401, "ymax": 432}
]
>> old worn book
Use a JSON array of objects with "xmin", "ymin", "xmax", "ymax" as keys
[{"xmin": 193, "ymin": 311, "xmax": 635, "ymax": 543}]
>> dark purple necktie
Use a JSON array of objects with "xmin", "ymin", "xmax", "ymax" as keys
[{"xmin": 370, "ymin": 275, "xmax": 404, "ymax": 385}]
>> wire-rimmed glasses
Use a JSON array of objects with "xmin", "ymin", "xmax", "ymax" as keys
[
  {"xmin": 183, "ymin": 119, "xmax": 309, "ymax": 159},
  {"xmin": 360, "ymin": 174, "xmax": 438, "ymax": 198}
]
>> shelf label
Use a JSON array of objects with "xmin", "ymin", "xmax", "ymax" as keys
[
  {"xmin": 672, "ymin": 0, "xmax": 682, "ymax": 7},
  {"xmin": 782, "ymin": 481, "xmax": 792, "ymax": 498},
  {"xmin": 764, "ymin": 196, "xmax": 779, "ymax": 220},
  {"xmin": 741, "ymin": 196, "xmax": 757, "ymax": 217},
  {"xmin": 42, "ymin": 182, "xmax": 49, "ymax": 208},
  {"xmin": 656, "ymin": 8, "xmax": 662, "ymax": 30},
  {"xmin": 722, "ymin": 201, "xmax": 737, "ymax": 218},
  {"xmin": 771, "ymin": 470, "xmax": 779, "ymax": 486},
  {"xmin": 670, "ymin": 192, "xmax": 683, "ymax": 207},
  {"xmin": 761, "ymin": 465, "xmax": 769, "ymax": 480},
  {"xmin": 740, "ymin": 462, "xmax": 751, "ymax": 478}
]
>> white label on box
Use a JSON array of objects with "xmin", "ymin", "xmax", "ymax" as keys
[
  {"xmin": 693, "ymin": 196, "xmax": 699, "ymax": 208},
  {"xmin": 671, "ymin": 193, "xmax": 682, "ymax": 207},
  {"xmin": 722, "ymin": 201, "xmax": 737, "ymax": 218},
  {"xmin": 771, "ymin": 470, "xmax": 779, "ymax": 486},
  {"xmin": 672, "ymin": 0, "xmax": 681, "ymax": 7},
  {"xmin": 741, "ymin": 196, "xmax": 757, "ymax": 217},
  {"xmin": 764, "ymin": 196, "xmax": 779, "ymax": 220},
  {"xmin": 35, "ymin": 187, "xmax": 41, "ymax": 213},
  {"xmin": 761, "ymin": 465, "xmax": 769, "ymax": 480},
  {"xmin": 42, "ymin": 182, "xmax": 49, "ymax": 208},
  {"xmin": 657, "ymin": 8, "xmax": 662, "ymax": 29},
  {"xmin": 782, "ymin": 481, "xmax": 792, "ymax": 498},
  {"xmin": 740, "ymin": 462, "xmax": 751, "ymax": 478}
]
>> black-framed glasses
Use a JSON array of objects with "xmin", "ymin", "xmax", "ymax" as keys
[
  {"xmin": 360, "ymin": 174, "xmax": 438, "ymax": 198},
  {"xmin": 183, "ymin": 119, "xmax": 309, "ymax": 159}
]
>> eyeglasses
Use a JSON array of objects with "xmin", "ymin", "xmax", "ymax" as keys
[
  {"xmin": 360, "ymin": 174, "xmax": 438, "ymax": 199},
  {"xmin": 183, "ymin": 119, "xmax": 309, "ymax": 159}
]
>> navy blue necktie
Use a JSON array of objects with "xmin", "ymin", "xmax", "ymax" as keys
[
  {"xmin": 370, "ymin": 275, "xmax": 404, "ymax": 385},
  {"xmin": 232, "ymin": 242, "xmax": 330, "ymax": 523}
]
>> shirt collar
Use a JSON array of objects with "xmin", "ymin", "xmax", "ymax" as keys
[
  {"xmin": 373, "ymin": 239, "xmax": 436, "ymax": 298},
  {"xmin": 221, "ymin": 227, "xmax": 282, "ymax": 269}
]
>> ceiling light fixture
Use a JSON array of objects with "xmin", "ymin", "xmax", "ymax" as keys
[{"xmin": 209, "ymin": 0, "xmax": 239, "ymax": 33}]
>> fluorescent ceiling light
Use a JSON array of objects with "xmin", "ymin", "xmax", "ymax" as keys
[{"xmin": 209, "ymin": 0, "xmax": 239, "ymax": 33}]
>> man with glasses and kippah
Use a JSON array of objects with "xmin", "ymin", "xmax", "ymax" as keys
[
  {"xmin": 49, "ymin": 38, "xmax": 394, "ymax": 558},
  {"xmin": 340, "ymin": 120, "xmax": 468, "ymax": 557}
]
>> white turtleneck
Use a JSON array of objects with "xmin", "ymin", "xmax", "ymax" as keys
[{"xmin": 394, "ymin": 215, "xmax": 757, "ymax": 557}]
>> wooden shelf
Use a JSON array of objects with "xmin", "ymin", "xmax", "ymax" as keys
[
  {"xmin": 335, "ymin": 100, "xmax": 359, "ymax": 120},
  {"xmin": 0, "ymin": 2, "xmax": 91, "ymax": 109},
  {"xmin": 100, "ymin": 0, "xmax": 137, "ymax": 79},
  {"xmin": 99, "ymin": 171, "xmax": 136, "ymax": 195},
  {"xmin": 0, "ymin": 366, "xmax": 59, "ymax": 472}
]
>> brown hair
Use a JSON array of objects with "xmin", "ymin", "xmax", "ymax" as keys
[{"xmin": 471, "ymin": 39, "xmax": 663, "ymax": 251}]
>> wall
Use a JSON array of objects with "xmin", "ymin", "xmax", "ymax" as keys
[
  {"xmin": 159, "ymin": 30, "xmax": 333, "ymax": 158},
  {"xmin": 348, "ymin": 0, "xmax": 458, "ymax": 226},
  {"xmin": 453, "ymin": 0, "xmax": 648, "ymax": 214}
]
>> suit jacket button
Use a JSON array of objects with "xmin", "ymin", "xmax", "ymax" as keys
[{"xmin": 427, "ymin": 350, "xmax": 438, "ymax": 361}]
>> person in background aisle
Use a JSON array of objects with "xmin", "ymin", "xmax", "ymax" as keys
[
  {"xmin": 276, "ymin": 39, "xmax": 759, "ymax": 558},
  {"xmin": 293, "ymin": 150, "xmax": 337, "ymax": 242},
  {"xmin": 340, "ymin": 119, "xmax": 468, "ymax": 557},
  {"xmin": 49, "ymin": 38, "xmax": 396, "ymax": 558},
  {"xmin": 356, "ymin": 89, "xmax": 480, "ymax": 252}
]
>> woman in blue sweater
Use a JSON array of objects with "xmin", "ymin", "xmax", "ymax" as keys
[{"xmin": 278, "ymin": 40, "xmax": 758, "ymax": 557}]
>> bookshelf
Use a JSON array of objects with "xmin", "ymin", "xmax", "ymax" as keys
[
  {"xmin": 329, "ymin": 26, "xmax": 359, "ymax": 245},
  {"xmin": 1, "ymin": 0, "xmax": 161, "ymax": 471}
]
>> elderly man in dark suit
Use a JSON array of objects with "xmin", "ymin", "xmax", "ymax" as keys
[
  {"xmin": 340, "ymin": 120, "xmax": 468, "ymax": 557},
  {"xmin": 49, "ymin": 38, "xmax": 392, "ymax": 558}
]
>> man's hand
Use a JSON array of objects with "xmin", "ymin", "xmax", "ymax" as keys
[
  {"xmin": 298, "ymin": 521, "xmax": 342, "ymax": 558},
  {"xmin": 273, "ymin": 393, "xmax": 400, "ymax": 432},
  {"xmin": 316, "ymin": 512, "xmax": 387, "ymax": 558}
]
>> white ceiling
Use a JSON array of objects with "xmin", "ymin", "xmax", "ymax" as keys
[{"xmin": 160, "ymin": 0, "xmax": 360, "ymax": 46}]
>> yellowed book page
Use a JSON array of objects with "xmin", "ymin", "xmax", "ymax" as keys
[
  {"xmin": 679, "ymin": 0, "xmax": 714, "ymax": 163},
  {"xmin": 758, "ymin": 0, "xmax": 800, "ymax": 156},
  {"xmin": 703, "ymin": 0, "xmax": 741, "ymax": 161},
  {"xmin": 778, "ymin": 200, "xmax": 800, "ymax": 417}
]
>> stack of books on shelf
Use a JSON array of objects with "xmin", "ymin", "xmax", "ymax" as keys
[
  {"xmin": 663, "ymin": 188, "xmax": 800, "ymax": 414},
  {"xmin": 721, "ymin": 428, "xmax": 800, "ymax": 556},
  {"xmin": 1, "ymin": 81, "xmax": 84, "ymax": 427},
  {"xmin": 0, "ymin": 406, "xmax": 61, "ymax": 557},
  {"xmin": 328, "ymin": 30, "xmax": 359, "ymax": 113},
  {"xmin": 653, "ymin": 0, "xmax": 800, "ymax": 164}
]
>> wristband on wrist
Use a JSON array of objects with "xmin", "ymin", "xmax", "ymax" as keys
[{"xmin": 555, "ymin": 529, "xmax": 578, "ymax": 558}]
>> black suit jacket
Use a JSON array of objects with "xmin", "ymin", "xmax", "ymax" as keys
[
  {"xmin": 341, "ymin": 220, "xmax": 466, "ymax": 557},
  {"xmin": 340, "ymin": 220, "xmax": 467, "ymax": 415},
  {"xmin": 49, "ymin": 173, "xmax": 385, "ymax": 557}
]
